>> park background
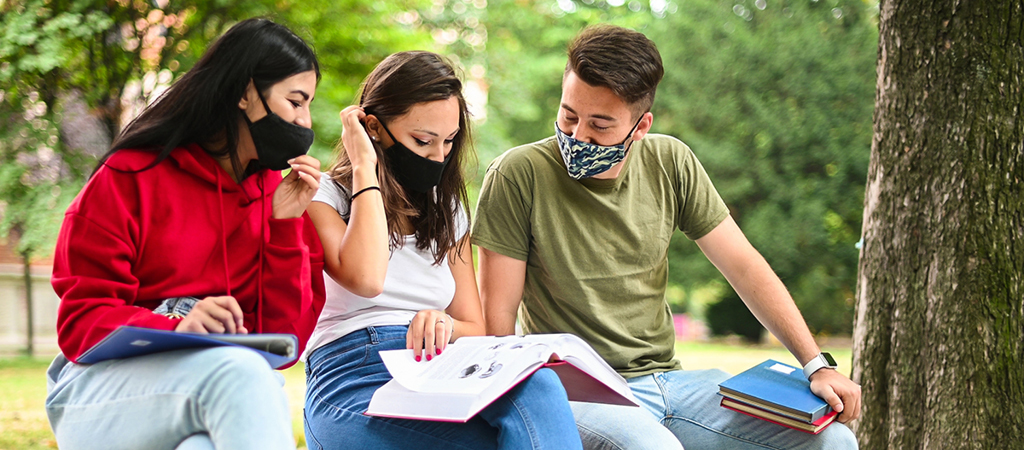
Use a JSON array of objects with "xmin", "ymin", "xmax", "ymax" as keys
[{"xmin": 3, "ymin": 0, "xmax": 876, "ymax": 448}]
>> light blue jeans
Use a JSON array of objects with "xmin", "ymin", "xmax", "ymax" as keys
[
  {"xmin": 45, "ymin": 346, "xmax": 295, "ymax": 450},
  {"xmin": 571, "ymin": 369, "xmax": 858, "ymax": 450},
  {"xmin": 303, "ymin": 325, "xmax": 583, "ymax": 450}
]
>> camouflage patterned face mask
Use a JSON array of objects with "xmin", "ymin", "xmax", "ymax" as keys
[{"xmin": 554, "ymin": 117, "xmax": 642, "ymax": 179}]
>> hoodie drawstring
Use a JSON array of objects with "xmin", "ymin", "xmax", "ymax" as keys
[
  {"xmin": 216, "ymin": 169, "xmax": 231, "ymax": 298},
  {"xmin": 257, "ymin": 177, "xmax": 265, "ymax": 333}
]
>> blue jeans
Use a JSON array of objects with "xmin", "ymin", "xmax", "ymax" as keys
[
  {"xmin": 571, "ymin": 369, "xmax": 858, "ymax": 450},
  {"xmin": 303, "ymin": 325, "xmax": 582, "ymax": 450},
  {"xmin": 45, "ymin": 347, "xmax": 295, "ymax": 450}
]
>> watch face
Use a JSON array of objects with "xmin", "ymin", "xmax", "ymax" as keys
[{"xmin": 822, "ymin": 352, "xmax": 837, "ymax": 367}]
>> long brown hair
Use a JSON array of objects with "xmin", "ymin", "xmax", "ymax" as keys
[{"xmin": 328, "ymin": 51, "xmax": 473, "ymax": 265}]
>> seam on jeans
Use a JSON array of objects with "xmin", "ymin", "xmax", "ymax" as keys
[
  {"xmin": 303, "ymin": 407, "xmax": 324, "ymax": 450},
  {"xmin": 506, "ymin": 392, "xmax": 541, "ymax": 449},
  {"xmin": 661, "ymin": 416, "xmax": 783, "ymax": 450},
  {"xmin": 574, "ymin": 421, "xmax": 628, "ymax": 450},
  {"xmin": 652, "ymin": 372, "xmax": 673, "ymax": 420}
]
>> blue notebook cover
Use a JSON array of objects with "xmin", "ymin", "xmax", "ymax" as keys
[
  {"xmin": 76, "ymin": 326, "xmax": 298, "ymax": 369},
  {"xmin": 718, "ymin": 359, "xmax": 832, "ymax": 422}
]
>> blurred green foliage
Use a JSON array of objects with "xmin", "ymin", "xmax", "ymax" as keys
[
  {"xmin": 0, "ymin": 0, "xmax": 877, "ymax": 335},
  {"xmin": 652, "ymin": 0, "xmax": 876, "ymax": 335}
]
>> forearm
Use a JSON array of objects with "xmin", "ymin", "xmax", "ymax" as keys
[
  {"xmin": 728, "ymin": 254, "xmax": 821, "ymax": 365},
  {"xmin": 697, "ymin": 216, "xmax": 820, "ymax": 365}
]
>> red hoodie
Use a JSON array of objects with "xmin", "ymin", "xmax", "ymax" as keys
[{"xmin": 51, "ymin": 143, "xmax": 325, "ymax": 366}]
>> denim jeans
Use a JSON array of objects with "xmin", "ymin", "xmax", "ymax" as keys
[
  {"xmin": 303, "ymin": 325, "xmax": 583, "ymax": 450},
  {"xmin": 571, "ymin": 369, "xmax": 858, "ymax": 450},
  {"xmin": 45, "ymin": 347, "xmax": 295, "ymax": 450}
]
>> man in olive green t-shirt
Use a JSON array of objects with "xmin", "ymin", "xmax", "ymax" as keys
[{"xmin": 472, "ymin": 25, "xmax": 861, "ymax": 450}]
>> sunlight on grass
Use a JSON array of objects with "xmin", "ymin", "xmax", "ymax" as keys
[{"xmin": 1, "ymin": 340, "xmax": 853, "ymax": 449}]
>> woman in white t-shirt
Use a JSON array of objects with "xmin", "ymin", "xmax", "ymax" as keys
[{"xmin": 302, "ymin": 51, "xmax": 582, "ymax": 449}]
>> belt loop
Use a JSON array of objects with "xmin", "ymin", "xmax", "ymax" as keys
[{"xmin": 367, "ymin": 326, "xmax": 380, "ymax": 344}]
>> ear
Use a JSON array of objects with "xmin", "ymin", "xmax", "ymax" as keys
[
  {"xmin": 363, "ymin": 114, "xmax": 388, "ymax": 145},
  {"xmin": 631, "ymin": 112, "xmax": 654, "ymax": 142},
  {"xmin": 238, "ymin": 80, "xmax": 256, "ymax": 110}
]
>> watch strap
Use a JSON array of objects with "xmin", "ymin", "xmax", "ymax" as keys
[{"xmin": 802, "ymin": 353, "xmax": 836, "ymax": 379}]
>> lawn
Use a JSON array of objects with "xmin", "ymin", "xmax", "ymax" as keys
[{"xmin": 0, "ymin": 340, "xmax": 852, "ymax": 450}]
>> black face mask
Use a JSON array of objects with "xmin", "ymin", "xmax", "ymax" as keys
[
  {"xmin": 379, "ymin": 122, "xmax": 451, "ymax": 193},
  {"xmin": 245, "ymin": 89, "xmax": 315, "ymax": 171}
]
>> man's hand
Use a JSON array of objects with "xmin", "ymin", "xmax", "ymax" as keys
[
  {"xmin": 174, "ymin": 296, "xmax": 247, "ymax": 334},
  {"xmin": 808, "ymin": 368, "xmax": 862, "ymax": 423}
]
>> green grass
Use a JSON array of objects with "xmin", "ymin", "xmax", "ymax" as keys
[
  {"xmin": 0, "ymin": 358, "xmax": 55, "ymax": 450},
  {"xmin": 0, "ymin": 340, "xmax": 852, "ymax": 449}
]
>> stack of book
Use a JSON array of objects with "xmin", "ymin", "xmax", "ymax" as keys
[{"xmin": 718, "ymin": 359, "xmax": 838, "ymax": 434}]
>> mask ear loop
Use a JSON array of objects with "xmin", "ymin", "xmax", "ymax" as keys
[
  {"xmin": 378, "ymin": 120, "xmax": 401, "ymax": 145},
  {"xmin": 620, "ymin": 114, "xmax": 645, "ymax": 147},
  {"xmin": 255, "ymin": 87, "xmax": 274, "ymax": 119}
]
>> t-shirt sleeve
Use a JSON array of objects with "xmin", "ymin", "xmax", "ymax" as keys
[
  {"xmin": 312, "ymin": 173, "xmax": 352, "ymax": 221},
  {"xmin": 454, "ymin": 201, "xmax": 470, "ymax": 241},
  {"xmin": 471, "ymin": 161, "xmax": 532, "ymax": 261},
  {"xmin": 676, "ymin": 145, "xmax": 730, "ymax": 240}
]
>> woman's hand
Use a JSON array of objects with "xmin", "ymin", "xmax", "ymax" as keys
[
  {"xmin": 272, "ymin": 154, "xmax": 322, "ymax": 219},
  {"xmin": 174, "ymin": 296, "xmax": 248, "ymax": 334},
  {"xmin": 406, "ymin": 309, "xmax": 454, "ymax": 361},
  {"xmin": 339, "ymin": 105, "xmax": 378, "ymax": 171}
]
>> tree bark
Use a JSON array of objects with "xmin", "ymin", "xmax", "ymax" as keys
[
  {"xmin": 853, "ymin": 1, "xmax": 1024, "ymax": 449},
  {"xmin": 21, "ymin": 249, "xmax": 34, "ymax": 357}
]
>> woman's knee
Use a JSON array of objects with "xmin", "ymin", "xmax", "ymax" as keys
[
  {"xmin": 189, "ymin": 347, "xmax": 285, "ymax": 402},
  {"xmin": 518, "ymin": 368, "xmax": 570, "ymax": 400}
]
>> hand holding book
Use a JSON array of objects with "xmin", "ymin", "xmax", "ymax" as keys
[
  {"xmin": 807, "ymin": 364, "xmax": 862, "ymax": 423},
  {"xmin": 718, "ymin": 360, "xmax": 839, "ymax": 434}
]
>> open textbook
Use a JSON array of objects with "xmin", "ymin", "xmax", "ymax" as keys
[{"xmin": 366, "ymin": 333, "xmax": 639, "ymax": 422}]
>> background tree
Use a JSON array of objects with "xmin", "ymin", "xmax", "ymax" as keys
[{"xmin": 852, "ymin": 1, "xmax": 1023, "ymax": 447}]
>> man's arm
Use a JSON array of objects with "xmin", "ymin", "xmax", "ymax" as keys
[
  {"xmin": 696, "ymin": 215, "xmax": 862, "ymax": 423},
  {"xmin": 477, "ymin": 246, "xmax": 527, "ymax": 336}
]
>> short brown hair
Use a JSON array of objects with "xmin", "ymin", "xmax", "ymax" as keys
[{"xmin": 565, "ymin": 25, "xmax": 664, "ymax": 117}]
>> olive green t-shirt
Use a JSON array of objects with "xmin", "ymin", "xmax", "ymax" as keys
[{"xmin": 472, "ymin": 134, "xmax": 729, "ymax": 378}]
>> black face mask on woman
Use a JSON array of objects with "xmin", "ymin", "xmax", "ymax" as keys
[
  {"xmin": 245, "ymin": 88, "xmax": 315, "ymax": 171},
  {"xmin": 379, "ymin": 122, "xmax": 451, "ymax": 193}
]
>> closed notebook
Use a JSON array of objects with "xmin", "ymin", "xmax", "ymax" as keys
[
  {"xmin": 76, "ymin": 326, "xmax": 298, "ymax": 369},
  {"xmin": 718, "ymin": 359, "xmax": 833, "ymax": 423}
]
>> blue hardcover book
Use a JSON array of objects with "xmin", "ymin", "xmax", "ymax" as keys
[
  {"xmin": 718, "ymin": 359, "xmax": 833, "ymax": 423},
  {"xmin": 76, "ymin": 326, "xmax": 298, "ymax": 369}
]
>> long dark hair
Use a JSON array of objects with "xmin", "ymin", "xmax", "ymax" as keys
[
  {"xmin": 328, "ymin": 51, "xmax": 473, "ymax": 265},
  {"xmin": 96, "ymin": 18, "xmax": 320, "ymax": 178}
]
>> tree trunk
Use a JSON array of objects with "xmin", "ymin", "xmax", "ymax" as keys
[
  {"xmin": 853, "ymin": 1, "xmax": 1024, "ymax": 449},
  {"xmin": 21, "ymin": 250, "xmax": 34, "ymax": 358}
]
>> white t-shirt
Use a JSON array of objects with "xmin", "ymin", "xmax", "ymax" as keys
[{"xmin": 303, "ymin": 173, "xmax": 469, "ymax": 361}]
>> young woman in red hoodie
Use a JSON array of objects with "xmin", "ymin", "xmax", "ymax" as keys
[{"xmin": 45, "ymin": 18, "xmax": 325, "ymax": 450}]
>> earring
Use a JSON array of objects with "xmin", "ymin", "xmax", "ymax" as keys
[{"xmin": 371, "ymin": 136, "xmax": 378, "ymax": 142}]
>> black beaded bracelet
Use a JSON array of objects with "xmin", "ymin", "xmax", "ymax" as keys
[{"xmin": 351, "ymin": 185, "xmax": 381, "ymax": 199}]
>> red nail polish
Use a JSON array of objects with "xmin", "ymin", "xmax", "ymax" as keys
[
  {"xmin": 415, "ymin": 355, "xmax": 421, "ymax": 362},
  {"xmin": 437, "ymin": 348, "xmax": 442, "ymax": 355},
  {"xmin": 426, "ymin": 354, "xmax": 432, "ymax": 361}
]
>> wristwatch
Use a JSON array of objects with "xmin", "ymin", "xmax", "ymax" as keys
[{"xmin": 802, "ymin": 352, "xmax": 838, "ymax": 379}]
